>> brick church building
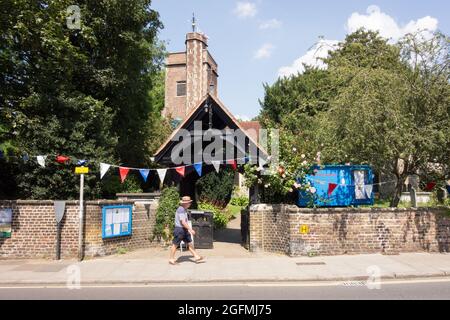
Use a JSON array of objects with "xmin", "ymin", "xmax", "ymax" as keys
[{"xmin": 154, "ymin": 27, "xmax": 266, "ymax": 200}]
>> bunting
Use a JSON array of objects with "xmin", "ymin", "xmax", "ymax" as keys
[
  {"xmin": 37, "ymin": 155, "xmax": 47, "ymax": 167},
  {"xmin": 157, "ymin": 169, "xmax": 167, "ymax": 183},
  {"xmin": 100, "ymin": 163, "xmax": 110, "ymax": 179},
  {"xmin": 227, "ymin": 159, "xmax": 237, "ymax": 171},
  {"xmin": 119, "ymin": 167, "xmax": 130, "ymax": 183},
  {"xmin": 212, "ymin": 161, "xmax": 220, "ymax": 173},
  {"xmin": 193, "ymin": 163, "xmax": 202, "ymax": 177},
  {"xmin": 56, "ymin": 155, "xmax": 70, "ymax": 164},
  {"xmin": 328, "ymin": 183, "xmax": 338, "ymax": 196},
  {"xmin": 175, "ymin": 166, "xmax": 185, "ymax": 177},
  {"xmin": 139, "ymin": 169, "xmax": 150, "ymax": 182},
  {"xmin": 364, "ymin": 184, "xmax": 373, "ymax": 198}
]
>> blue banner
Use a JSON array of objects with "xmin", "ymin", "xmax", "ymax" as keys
[
  {"xmin": 139, "ymin": 169, "xmax": 150, "ymax": 182},
  {"xmin": 194, "ymin": 162, "xmax": 202, "ymax": 176}
]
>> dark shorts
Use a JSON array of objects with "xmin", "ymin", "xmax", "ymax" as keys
[{"xmin": 172, "ymin": 227, "xmax": 192, "ymax": 245}]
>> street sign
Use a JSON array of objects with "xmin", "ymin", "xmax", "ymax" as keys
[
  {"xmin": 299, "ymin": 224, "xmax": 309, "ymax": 234},
  {"xmin": 75, "ymin": 166, "xmax": 89, "ymax": 174},
  {"xmin": 54, "ymin": 201, "xmax": 66, "ymax": 224}
]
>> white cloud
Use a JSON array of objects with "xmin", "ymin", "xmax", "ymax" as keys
[
  {"xmin": 347, "ymin": 5, "xmax": 438, "ymax": 42},
  {"xmin": 254, "ymin": 43, "xmax": 275, "ymax": 59},
  {"xmin": 278, "ymin": 5, "xmax": 439, "ymax": 77},
  {"xmin": 233, "ymin": 2, "xmax": 257, "ymax": 19},
  {"xmin": 259, "ymin": 18, "xmax": 282, "ymax": 30},
  {"xmin": 278, "ymin": 40, "xmax": 338, "ymax": 77}
]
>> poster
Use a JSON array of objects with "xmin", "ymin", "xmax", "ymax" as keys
[
  {"xmin": 102, "ymin": 205, "xmax": 132, "ymax": 238},
  {"xmin": 0, "ymin": 208, "xmax": 12, "ymax": 238},
  {"xmin": 354, "ymin": 170, "xmax": 366, "ymax": 199}
]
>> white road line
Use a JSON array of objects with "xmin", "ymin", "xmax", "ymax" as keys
[{"xmin": 1, "ymin": 277, "xmax": 450, "ymax": 289}]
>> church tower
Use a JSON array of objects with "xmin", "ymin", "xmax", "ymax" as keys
[{"xmin": 162, "ymin": 16, "xmax": 218, "ymax": 124}]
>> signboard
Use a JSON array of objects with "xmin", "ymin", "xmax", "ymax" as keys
[
  {"xmin": 299, "ymin": 224, "xmax": 309, "ymax": 234},
  {"xmin": 0, "ymin": 208, "xmax": 13, "ymax": 238},
  {"xmin": 102, "ymin": 205, "xmax": 132, "ymax": 238},
  {"xmin": 75, "ymin": 166, "xmax": 89, "ymax": 174},
  {"xmin": 54, "ymin": 201, "xmax": 66, "ymax": 224}
]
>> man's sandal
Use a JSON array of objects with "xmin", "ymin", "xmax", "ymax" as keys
[
  {"xmin": 169, "ymin": 260, "xmax": 179, "ymax": 265},
  {"xmin": 194, "ymin": 256, "xmax": 206, "ymax": 264}
]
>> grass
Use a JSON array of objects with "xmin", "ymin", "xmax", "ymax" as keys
[{"xmin": 225, "ymin": 204, "xmax": 243, "ymax": 220}]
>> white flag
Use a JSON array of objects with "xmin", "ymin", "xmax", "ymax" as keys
[
  {"xmin": 37, "ymin": 155, "xmax": 47, "ymax": 167},
  {"xmin": 212, "ymin": 161, "xmax": 220, "ymax": 173},
  {"xmin": 365, "ymin": 184, "xmax": 373, "ymax": 198},
  {"xmin": 100, "ymin": 163, "xmax": 110, "ymax": 179},
  {"xmin": 157, "ymin": 169, "xmax": 167, "ymax": 183}
]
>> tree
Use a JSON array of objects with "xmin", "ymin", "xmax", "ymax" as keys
[{"xmin": 0, "ymin": 0, "xmax": 165, "ymax": 199}]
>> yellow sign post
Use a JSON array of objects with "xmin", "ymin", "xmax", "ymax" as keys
[
  {"xmin": 75, "ymin": 166, "xmax": 89, "ymax": 174},
  {"xmin": 299, "ymin": 225, "xmax": 309, "ymax": 234}
]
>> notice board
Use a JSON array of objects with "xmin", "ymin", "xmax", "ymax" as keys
[{"xmin": 102, "ymin": 205, "xmax": 132, "ymax": 239}]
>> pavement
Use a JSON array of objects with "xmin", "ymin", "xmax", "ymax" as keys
[{"xmin": 0, "ymin": 214, "xmax": 450, "ymax": 286}]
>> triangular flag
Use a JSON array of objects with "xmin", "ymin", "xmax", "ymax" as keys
[
  {"xmin": 37, "ymin": 155, "xmax": 47, "ymax": 167},
  {"xmin": 193, "ymin": 163, "xmax": 202, "ymax": 177},
  {"xmin": 119, "ymin": 167, "xmax": 130, "ymax": 183},
  {"xmin": 212, "ymin": 161, "xmax": 220, "ymax": 173},
  {"xmin": 77, "ymin": 159, "xmax": 87, "ymax": 166},
  {"xmin": 328, "ymin": 183, "xmax": 338, "ymax": 196},
  {"xmin": 56, "ymin": 155, "xmax": 70, "ymax": 164},
  {"xmin": 365, "ymin": 184, "xmax": 373, "ymax": 198},
  {"xmin": 157, "ymin": 169, "xmax": 167, "ymax": 183},
  {"xmin": 175, "ymin": 166, "xmax": 185, "ymax": 177},
  {"xmin": 139, "ymin": 169, "xmax": 150, "ymax": 182},
  {"xmin": 22, "ymin": 154, "xmax": 29, "ymax": 162},
  {"xmin": 100, "ymin": 163, "xmax": 110, "ymax": 179},
  {"xmin": 227, "ymin": 159, "xmax": 237, "ymax": 171}
]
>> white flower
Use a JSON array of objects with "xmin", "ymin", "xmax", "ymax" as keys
[
  {"xmin": 309, "ymin": 187, "xmax": 316, "ymax": 194},
  {"xmin": 292, "ymin": 147, "xmax": 297, "ymax": 152},
  {"xmin": 302, "ymin": 160, "xmax": 307, "ymax": 165},
  {"xmin": 282, "ymin": 174, "xmax": 286, "ymax": 178},
  {"xmin": 301, "ymin": 154, "xmax": 305, "ymax": 159}
]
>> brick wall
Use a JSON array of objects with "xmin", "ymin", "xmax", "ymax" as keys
[
  {"xmin": 0, "ymin": 200, "xmax": 160, "ymax": 259},
  {"xmin": 249, "ymin": 204, "xmax": 450, "ymax": 256}
]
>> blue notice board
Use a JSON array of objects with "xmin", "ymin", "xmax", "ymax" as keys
[{"xmin": 102, "ymin": 205, "xmax": 132, "ymax": 239}]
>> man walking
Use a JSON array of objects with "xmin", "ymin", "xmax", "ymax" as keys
[{"xmin": 169, "ymin": 196, "xmax": 205, "ymax": 265}]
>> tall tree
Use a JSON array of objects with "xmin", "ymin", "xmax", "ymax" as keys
[{"xmin": 0, "ymin": 0, "xmax": 164, "ymax": 199}]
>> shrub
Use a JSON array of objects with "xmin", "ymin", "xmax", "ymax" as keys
[
  {"xmin": 196, "ymin": 168, "xmax": 235, "ymax": 208},
  {"xmin": 198, "ymin": 202, "xmax": 228, "ymax": 230},
  {"xmin": 152, "ymin": 186, "xmax": 179, "ymax": 242},
  {"xmin": 230, "ymin": 196, "xmax": 249, "ymax": 207}
]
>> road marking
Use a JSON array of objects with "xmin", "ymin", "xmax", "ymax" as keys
[{"xmin": 1, "ymin": 277, "xmax": 450, "ymax": 289}]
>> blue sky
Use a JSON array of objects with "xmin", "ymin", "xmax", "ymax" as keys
[{"xmin": 152, "ymin": 0, "xmax": 449, "ymax": 119}]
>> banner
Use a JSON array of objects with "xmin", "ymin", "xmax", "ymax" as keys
[
  {"xmin": 364, "ymin": 184, "xmax": 373, "ymax": 198},
  {"xmin": 212, "ymin": 161, "xmax": 220, "ymax": 173},
  {"xmin": 328, "ymin": 183, "xmax": 338, "ymax": 196},
  {"xmin": 175, "ymin": 166, "xmax": 185, "ymax": 177},
  {"xmin": 37, "ymin": 155, "xmax": 47, "ymax": 167},
  {"xmin": 227, "ymin": 159, "xmax": 237, "ymax": 171}
]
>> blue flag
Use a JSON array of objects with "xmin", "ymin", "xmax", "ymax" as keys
[
  {"xmin": 194, "ymin": 162, "xmax": 202, "ymax": 177},
  {"xmin": 77, "ymin": 159, "xmax": 87, "ymax": 166},
  {"xmin": 22, "ymin": 154, "xmax": 29, "ymax": 162},
  {"xmin": 139, "ymin": 169, "xmax": 150, "ymax": 182}
]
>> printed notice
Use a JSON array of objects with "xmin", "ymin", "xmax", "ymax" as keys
[
  {"xmin": 113, "ymin": 223, "xmax": 121, "ymax": 235},
  {"xmin": 122, "ymin": 223, "xmax": 129, "ymax": 233},
  {"xmin": 105, "ymin": 211, "xmax": 113, "ymax": 225}
]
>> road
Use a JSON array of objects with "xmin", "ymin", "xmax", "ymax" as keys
[{"xmin": 1, "ymin": 278, "xmax": 450, "ymax": 300}]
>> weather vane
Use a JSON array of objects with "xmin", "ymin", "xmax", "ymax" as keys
[{"xmin": 192, "ymin": 13, "xmax": 196, "ymax": 32}]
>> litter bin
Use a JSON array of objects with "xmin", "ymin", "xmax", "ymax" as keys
[{"xmin": 188, "ymin": 210, "xmax": 213, "ymax": 249}]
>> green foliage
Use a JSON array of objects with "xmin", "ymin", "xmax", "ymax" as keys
[
  {"xmin": 0, "ymin": 0, "xmax": 165, "ymax": 199},
  {"xmin": 258, "ymin": 29, "xmax": 450, "ymax": 207},
  {"xmin": 196, "ymin": 168, "xmax": 235, "ymax": 208},
  {"xmin": 152, "ymin": 186, "xmax": 179, "ymax": 242},
  {"xmin": 197, "ymin": 202, "xmax": 228, "ymax": 230},
  {"xmin": 230, "ymin": 196, "xmax": 249, "ymax": 207}
]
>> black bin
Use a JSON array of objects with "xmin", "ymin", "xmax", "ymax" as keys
[{"xmin": 188, "ymin": 210, "xmax": 213, "ymax": 249}]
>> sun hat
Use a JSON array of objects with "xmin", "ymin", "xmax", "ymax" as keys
[{"xmin": 179, "ymin": 196, "xmax": 193, "ymax": 204}]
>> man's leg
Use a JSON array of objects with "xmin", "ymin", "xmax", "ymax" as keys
[
  {"xmin": 187, "ymin": 242, "xmax": 202, "ymax": 260},
  {"xmin": 169, "ymin": 244, "xmax": 178, "ymax": 263}
]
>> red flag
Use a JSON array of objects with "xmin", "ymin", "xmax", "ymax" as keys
[
  {"xmin": 56, "ymin": 155, "xmax": 70, "ymax": 164},
  {"xmin": 425, "ymin": 182, "xmax": 436, "ymax": 191},
  {"xmin": 227, "ymin": 159, "xmax": 237, "ymax": 170},
  {"xmin": 328, "ymin": 183, "xmax": 338, "ymax": 196},
  {"xmin": 119, "ymin": 167, "xmax": 130, "ymax": 183},
  {"xmin": 175, "ymin": 166, "xmax": 185, "ymax": 177}
]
